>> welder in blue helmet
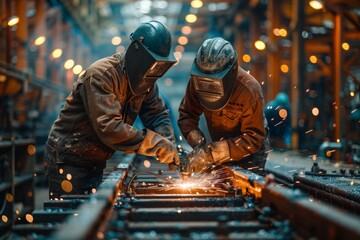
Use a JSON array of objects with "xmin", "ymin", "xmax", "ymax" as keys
[
  {"xmin": 178, "ymin": 37, "xmax": 269, "ymax": 176},
  {"xmin": 44, "ymin": 21, "xmax": 179, "ymax": 199}
]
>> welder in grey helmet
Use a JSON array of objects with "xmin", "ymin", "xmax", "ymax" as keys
[
  {"xmin": 178, "ymin": 37, "xmax": 269, "ymax": 176},
  {"xmin": 44, "ymin": 20, "xmax": 179, "ymax": 199}
]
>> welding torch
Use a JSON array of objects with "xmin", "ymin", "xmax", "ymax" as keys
[{"xmin": 179, "ymin": 142, "xmax": 208, "ymax": 180}]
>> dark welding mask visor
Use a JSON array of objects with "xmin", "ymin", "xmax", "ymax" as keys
[
  {"xmin": 191, "ymin": 60, "xmax": 236, "ymax": 111},
  {"xmin": 125, "ymin": 39, "xmax": 176, "ymax": 95},
  {"xmin": 193, "ymin": 76, "xmax": 224, "ymax": 100}
]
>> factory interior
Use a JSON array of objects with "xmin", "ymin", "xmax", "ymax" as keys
[{"xmin": 1, "ymin": 0, "xmax": 360, "ymax": 239}]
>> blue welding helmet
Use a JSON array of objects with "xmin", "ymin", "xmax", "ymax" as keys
[{"xmin": 125, "ymin": 20, "xmax": 176, "ymax": 95}]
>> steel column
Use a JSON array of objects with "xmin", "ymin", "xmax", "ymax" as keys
[
  {"xmin": 16, "ymin": 0, "xmax": 28, "ymax": 70},
  {"xmin": 333, "ymin": 12, "xmax": 343, "ymax": 161},
  {"xmin": 34, "ymin": 0, "xmax": 46, "ymax": 79}
]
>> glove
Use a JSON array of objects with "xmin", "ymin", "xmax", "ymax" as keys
[
  {"xmin": 138, "ymin": 129, "xmax": 180, "ymax": 166},
  {"xmin": 155, "ymin": 125, "xmax": 176, "ymax": 145},
  {"xmin": 186, "ymin": 129, "xmax": 206, "ymax": 149},
  {"xmin": 188, "ymin": 140, "xmax": 230, "ymax": 173}
]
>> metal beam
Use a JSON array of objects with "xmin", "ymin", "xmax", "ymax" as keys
[{"xmin": 332, "ymin": 11, "xmax": 343, "ymax": 161}]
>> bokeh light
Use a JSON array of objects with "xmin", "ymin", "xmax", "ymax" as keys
[
  {"xmin": 181, "ymin": 26, "xmax": 192, "ymax": 35},
  {"xmin": 8, "ymin": 16, "xmax": 19, "ymax": 26},
  {"xmin": 279, "ymin": 109, "xmax": 288, "ymax": 118},
  {"xmin": 26, "ymin": 214, "xmax": 34, "ymax": 223},
  {"xmin": 64, "ymin": 59, "xmax": 75, "ymax": 69},
  {"xmin": 191, "ymin": 0, "xmax": 203, "ymax": 8},
  {"xmin": 242, "ymin": 54, "xmax": 251, "ymax": 63},
  {"xmin": 27, "ymin": 144, "xmax": 36, "ymax": 155},
  {"xmin": 51, "ymin": 48, "xmax": 63, "ymax": 59},
  {"xmin": 342, "ymin": 42, "xmax": 350, "ymax": 51},
  {"xmin": 111, "ymin": 36, "xmax": 122, "ymax": 45},
  {"xmin": 34, "ymin": 36, "xmax": 46, "ymax": 46},
  {"xmin": 61, "ymin": 180, "xmax": 73, "ymax": 193},
  {"xmin": 312, "ymin": 107, "xmax": 319, "ymax": 116},
  {"xmin": 73, "ymin": 65, "xmax": 83, "ymax": 75},
  {"xmin": 280, "ymin": 64, "xmax": 289, "ymax": 73},
  {"xmin": 279, "ymin": 28, "xmax": 287, "ymax": 37},
  {"xmin": 254, "ymin": 40, "xmax": 266, "ymax": 50},
  {"xmin": 178, "ymin": 36, "xmax": 188, "ymax": 45},
  {"xmin": 309, "ymin": 0, "xmax": 323, "ymax": 10},
  {"xmin": 185, "ymin": 14, "xmax": 197, "ymax": 23},
  {"xmin": 309, "ymin": 55, "xmax": 317, "ymax": 64}
]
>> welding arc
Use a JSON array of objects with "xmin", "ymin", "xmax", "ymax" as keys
[{"xmin": 126, "ymin": 170, "xmax": 176, "ymax": 193}]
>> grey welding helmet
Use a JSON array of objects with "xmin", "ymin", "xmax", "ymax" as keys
[
  {"xmin": 191, "ymin": 37, "xmax": 238, "ymax": 111},
  {"xmin": 125, "ymin": 20, "xmax": 176, "ymax": 95}
]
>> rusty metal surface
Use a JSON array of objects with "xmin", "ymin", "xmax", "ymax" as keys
[
  {"xmin": 266, "ymin": 160, "xmax": 360, "ymax": 212},
  {"xmin": 8, "ymin": 153, "xmax": 360, "ymax": 240},
  {"xmin": 99, "ymin": 156, "xmax": 287, "ymax": 239}
]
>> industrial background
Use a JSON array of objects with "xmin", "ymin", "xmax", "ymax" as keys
[{"xmin": 1, "ymin": 0, "xmax": 360, "ymax": 239}]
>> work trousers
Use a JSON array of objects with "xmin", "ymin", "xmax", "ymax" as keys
[{"xmin": 44, "ymin": 146, "xmax": 104, "ymax": 199}]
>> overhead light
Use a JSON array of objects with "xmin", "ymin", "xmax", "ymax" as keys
[
  {"xmin": 34, "ymin": 36, "xmax": 46, "ymax": 46},
  {"xmin": 309, "ymin": 55, "xmax": 317, "ymax": 64},
  {"xmin": 280, "ymin": 64, "xmax": 289, "ymax": 73},
  {"xmin": 254, "ymin": 40, "xmax": 266, "ymax": 50},
  {"xmin": 111, "ymin": 36, "xmax": 122, "ymax": 45},
  {"xmin": 242, "ymin": 54, "xmax": 251, "ymax": 63},
  {"xmin": 73, "ymin": 65, "xmax": 83, "ymax": 75},
  {"xmin": 185, "ymin": 14, "xmax": 197, "ymax": 23},
  {"xmin": 64, "ymin": 59, "xmax": 75, "ymax": 69},
  {"xmin": 52, "ymin": 48, "xmax": 63, "ymax": 59},
  {"xmin": 191, "ymin": 0, "xmax": 203, "ymax": 9},
  {"xmin": 342, "ymin": 42, "xmax": 350, "ymax": 51},
  {"xmin": 178, "ymin": 36, "xmax": 188, "ymax": 45},
  {"xmin": 7, "ymin": 16, "xmax": 19, "ymax": 26},
  {"xmin": 181, "ymin": 26, "xmax": 192, "ymax": 35},
  {"xmin": 309, "ymin": 0, "xmax": 323, "ymax": 10},
  {"xmin": 279, "ymin": 28, "xmax": 287, "ymax": 37}
]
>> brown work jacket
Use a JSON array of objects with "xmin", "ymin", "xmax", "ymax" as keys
[
  {"xmin": 46, "ymin": 53, "xmax": 173, "ymax": 167},
  {"xmin": 178, "ymin": 67, "xmax": 268, "ymax": 162}
]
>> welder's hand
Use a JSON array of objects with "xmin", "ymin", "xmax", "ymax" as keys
[
  {"xmin": 155, "ymin": 125, "xmax": 176, "ymax": 145},
  {"xmin": 187, "ymin": 144, "xmax": 214, "ymax": 173},
  {"xmin": 138, "ymin": 129, "xmax": 180, "ymax": 166},
  {"xmin": 186, "ymin": 129, "xmax": 206, "ymax": 149},
  {"xmin": 187, "ymin": 140, "xmax": 231, "ymax": 173}
]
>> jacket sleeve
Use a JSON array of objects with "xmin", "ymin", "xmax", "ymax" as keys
[
  {"xmin": 178, "ymin": 79, "xmax": 204, "ymax": 140},
  {"xmin": 226, "ymin": 96, "xmax": 266, "ymax": 161},
  {"xmin": 139, "ymin": 83, "xmax": 173, "ymax": 132},
  {"xmin": 79, "ymin": 75, "xmax": 145, "ymax": 154}
]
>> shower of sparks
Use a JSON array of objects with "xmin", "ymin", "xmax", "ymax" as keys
[
  {"xmin": 305, "ymin": 129, "xmax": 313, "ymax": 134},
  {"xmin": 176, "ymin": 168, "xmax": 232, "ymax": 193},
  {"xmin": 131, "ymin": 166, "xmax": 234, "ymax": 195}
]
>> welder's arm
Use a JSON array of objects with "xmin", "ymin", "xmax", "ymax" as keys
[
  {"xmin": 155, "ymin": 125, "xmax": 176, "ymax": 145},
  {"xmin": 187, "ymin": 140, "xmax": 230, "ymax": 172},
  {"xmin": 178, "ymin": 79, "xmax": 204, "ymax": 147},
  {"xmin": 80, "ymin": 75, "xmax": 146, "ymax": 153},
  {"xmin": 137, "ymin": 129, "xmax": 180, "ymax": 165},
  {"xmin": 140, "ymin": 84, "xmax": 176, "ymax": 144}
]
